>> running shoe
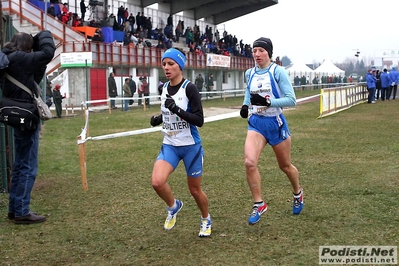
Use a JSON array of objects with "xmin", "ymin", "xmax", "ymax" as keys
[
  {"xmin": 248, "ymin": 202, "xmax": 267, "ymax": 225},
  {"xmin": 198, "ymin": 216, "xmax": 212, "ymax": 237},
  {"xmin": 293, "ymin": 188, "xmax": 304, "ymax": 215},
  {"xmin": 164, "ymin": 199, "xmax": 183, "ymax": 230}
]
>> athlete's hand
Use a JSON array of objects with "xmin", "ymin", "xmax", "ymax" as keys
[
  {"xmin": 240, "ymin": 105, "xmax": 249, "ymax": 118},
  {"xmin": 165, "ymin": 94, "xmax": 179, "ymax": 113},
  {"xmin": 150, "ymin": 115, "xmax": 162, "ymax": 126},
  {"xmin": 250, "ymin": 94, "xmax": 271, "ymax": 107}
]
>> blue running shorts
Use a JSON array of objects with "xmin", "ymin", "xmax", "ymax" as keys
[
  {"xmin": 156, "ymin": 143, "xmax": 204, "ymax": 178},
  {"xmin": 248, "ymin": 113, "xmax": 291, "ymax": 146}
]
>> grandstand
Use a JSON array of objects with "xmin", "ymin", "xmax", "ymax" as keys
[{"xmin": 1, "ymin": 0, "xmax": 277, "ymax": 107}]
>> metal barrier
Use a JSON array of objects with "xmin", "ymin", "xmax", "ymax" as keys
[{"xmin": 319, "ymin": 83, "xmax": 367, "ymax": 118}]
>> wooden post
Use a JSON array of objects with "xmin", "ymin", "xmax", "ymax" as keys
[
  {"xmin": 77, "ymin": 135, "xmax": 88, "ymax": 191},
  {"xmin": 77, "ymin": 106, "xmax": 89, "ymax": 191}
]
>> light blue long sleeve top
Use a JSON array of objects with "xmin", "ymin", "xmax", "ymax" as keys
[{"xmin": 242, "ymin": 63, "xmax": 297, "ymax": 108}]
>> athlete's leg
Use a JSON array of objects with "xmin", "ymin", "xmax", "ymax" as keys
[
  {"xmin": 187, "ymin": 176, "xmax": 209, "ymax": 218},
  {"xmin": 272, "ymin": 136, "xmax": 300, "ymax": 194},
  {"xmin": 152, "ymin": 160, "xmax": 175, "ymax": 207},
  {"xmin": 244, "ymin": 130, "xmax": 267, "ymax": 202}
]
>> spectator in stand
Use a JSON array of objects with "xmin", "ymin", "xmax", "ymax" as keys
[
  {"xmin": 136, "ymin": 37, "xmax": 147, "ymax": 48},
  {"xmin": 164, "ymin": 25, "xmax": 171, "ymax": 39},
  {"xmin": 117, "ymin": 21, "xmax": 126, "ymax": 32},
  {"xmin": 166, "ymin": 38, "xmax": 173, "ymax": 49},
  {"xmin": 214, "ymin": 29, "xmax": 220, "ymax": 43},
  {"xmin": 108, "ymin": 13, "xmax": 116, "ymax": 29},
  {"xmin": 73, "ymin": 17, "xmax": 83, "ymax": 27},
  {"xmin": 189, "ymin": 42, "xmax": 194, "ymax": 52},
  {"xmin": 156, "ymin": 40, "xmax": 166, "ymax": 49},
  {"xmin": 140, "ymin": 13, "xmax": 146, "ymax": 32},
  {"xmin": 380, "ymin": 68, "xmax": 390, "ymax": 101},
  {"xmin": 175, "ymin": 20, "xmax": 182, "ymax": 42},
  {"xmin": 89, "ymin": 19, "xmax": 97, "ymax": 27},
  {"xmin": 130, "ymin": 32, "xmax": 139, "ymax": 46},
  {"xmin": 136, "ymin": 12, "xmax": 141, "ymax": 32},
  {"xmin": 195, "ymin": 45, "xmax": 202, "ymax": 56},
  {"xmin": 47, "ymin": 3, "xmax": 55, "ymax": 17},
  {"xmin": 123, "ymin": 32, "xmax": 133, "ymax": 46},
  {"xmin": 62, "ymin": 3, "xmax": 69, "ymax": 15},
  {"xmin": 61, "ymin": 12, "xmax": 69, "ymax": 24},
  {"xmin": 137, "ymin": 26, "xmax": 145, "ymax": 39},
  {"xmin": 72, "ymin": 13, "xmax": 82, "ymax": 27},
  {"xmin": 128, "ymin": 13, "xmax": 135, "ymax": 33},
  {"xmin": 145, "ymin": 17, "xmax": 152, "ymax": 39},
  {"xmin": 92, "ymin": 28, "xmax": 104, "ymax": 42},
  {"xmin": 124, "ymin": 8, "xmax": 129, "ymax": 23},
  {"xmin": 167, "ymin": 14, "xmax": 173, "ymax": 29},
  {"xmin": 117, "ymin": 5, "xmax": 125, "ymax": 26},
  {"xmin": 186, "ymin": 27, "xmax": 193, "ymax": 47},
  {"xmin": 80, "ymin": 0, "xmax": 87, "ymax": 21}
]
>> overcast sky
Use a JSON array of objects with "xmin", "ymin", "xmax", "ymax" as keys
[{"xmin": 221, "ymin": 0, "xmax": 399, "ymax": 65}]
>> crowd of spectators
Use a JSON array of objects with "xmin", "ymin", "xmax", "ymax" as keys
[{"xmin": 42, "ymin": 1, "xmax": 256, "ymax": 60}]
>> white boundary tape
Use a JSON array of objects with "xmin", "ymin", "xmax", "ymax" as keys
[{"xmin": 84, "ymin": 95, "xmax": 319, "ymax": 142}]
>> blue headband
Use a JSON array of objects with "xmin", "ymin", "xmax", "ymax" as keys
[{"xmin": 161, "ymin": 48, "xmax": 186, "ymax": 70}]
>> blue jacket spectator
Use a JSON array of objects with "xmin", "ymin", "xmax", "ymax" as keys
[
  {"xmin": 366, "ymin": 71, "xmax": 377, "ymax": 89},
  {"xmin": 380, "ymin": 69, "xmax": 390, "ymax": 88},
  {"xmin": 388, "ymin": 67, "xmax": 399, "ymax": 85}
]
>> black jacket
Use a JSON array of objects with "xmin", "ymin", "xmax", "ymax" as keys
[{"xmin": 2, "ymin": 30, "xmax": 55, "ymax": 101}]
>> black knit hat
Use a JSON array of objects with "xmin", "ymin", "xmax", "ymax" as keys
[{"xmin": 253, "ymin": 37, "xmax": 273, "ymax": 58}]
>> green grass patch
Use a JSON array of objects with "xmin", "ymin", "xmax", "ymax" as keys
[{"xmin": 1, "ymin": 95, "xmax": 398, "ymax": 266}]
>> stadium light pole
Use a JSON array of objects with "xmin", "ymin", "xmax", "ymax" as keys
[{"xmin": 353, "ymin": 49, "xmax": 360, "ymax": 73}]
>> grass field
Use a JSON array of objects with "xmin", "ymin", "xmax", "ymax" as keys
[{"xmin": 0, "ymin": 92, "xmax": 398, "ymax": 266}]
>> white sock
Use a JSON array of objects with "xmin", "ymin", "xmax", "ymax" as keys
[
  {"xmin": 201, "ymin": 214, "xmax": 210, "ymax": 220},
  {"xmin": 170, "ymin": 199, "xmax": 177, "ymax": 210}
]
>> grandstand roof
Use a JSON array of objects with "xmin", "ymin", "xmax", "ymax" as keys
[{"xmin": 142, "ymin": 0, "xmax": 278, "ymax": 25}]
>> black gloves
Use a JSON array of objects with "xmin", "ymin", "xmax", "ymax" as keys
[
  {"xmin": 150, "ymin": 115, "xmax": 162, "ymax": 126},
  {"xmin": 165, "ymin": 94, "xmax": 179, "ymax": 113},
  {"xmin": 240, "ymin": 105, "xmax": 248, "ymax": 118},
  {"xmin": 250, "ymin": 94, "xmax": 271, "ymax": 107}
]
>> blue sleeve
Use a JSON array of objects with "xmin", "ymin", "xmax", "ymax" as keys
[
  {"xmin": 242, "ymin": 68, "xmax": 252, "ymax": 106},
  {"xmin": 271, "ymin": 66, "xmax": 297, "ymax": 107}
]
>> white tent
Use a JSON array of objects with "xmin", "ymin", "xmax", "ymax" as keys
[
  {"xmin": 285, "ymin": 61, "xmax": 315, "ymax": 85},
  {"xmin": 314, "ymin": 58, "xmax": 345, "ymax": 78}
]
